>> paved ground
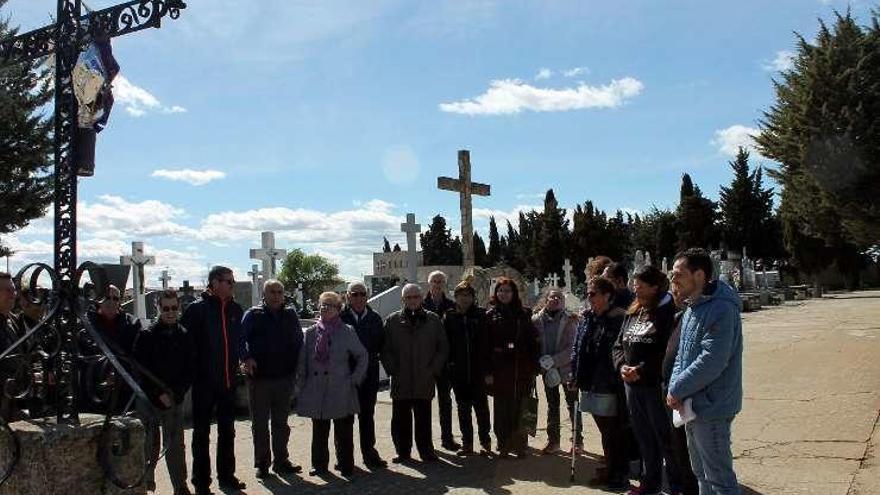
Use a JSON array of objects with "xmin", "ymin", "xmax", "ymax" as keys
[{"xmin": 155, "ymin": 291, "xmax": 880, "ymax": 495}]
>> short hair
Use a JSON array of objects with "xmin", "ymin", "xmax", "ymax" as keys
[
  {"xmin": 586, "ymin": 256, "xmax": 613, "ymax": 279},
  {"xmin": 158, "ymin": 289, "xmax": 179, "ymax": 302},
  {"xmin": 427, "ymin": 270, "xmax": 447, "ymax": 284},
  {"xmin": 263, "ymin": 279, "xmax": 284, "ymax": 292},
  {"xmin": 453, "ymin": 280, "xmax": 475, "ymax": 298},
  {"xmin": 318, "ymin": 291, "xmax": 342, "ymax": 307},
  {"xmin": 605, "ymin": 262, "xmax": 629, "ymax": 283},
  {"xmin": 674, "ymin": 248, "xmax": 714, "ymax": 280},
  {"xmin": 402, "ymin": 283, "xmax": 422, "ymax": 297},
  {"xmin": 588, "ymin": 277, "xmax": 616, "ymax": 296},
  {"xmin": 208, "ymin": 265, "xmax": 233, "ymax": 286},
  {"xmin": 347, "ymin": 281, "xmax": 367, "ymax": 293}
]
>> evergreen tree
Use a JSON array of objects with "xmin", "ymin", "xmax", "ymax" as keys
[
  {"xmin": 676, "ymin": 174, "xmax": 718, "ymax": 251},
  {"xmin": 393, "ymin": 243, "xmax": 401, "ymax": 252},
  {"xmin": 718, "ymin": 148, "xmax": 777, "ymax": 258},
  {"xmin": 420, "ymin": 214, "xmax": 458, "ymax": 265},
  {"xmin": 631, "ymin": 207, "xmax": 678, "ymax": 263},
  {"xmin": 487, "ymin": 216, "xmax": 502, "ymax": 266},
  {"xmin": 0, "ymin": 6, "xmax": 53, "ymax": 256},
  {"xmin": 535, "ymin": 189, "xmax": 569, "ymax": 278},
  {"xmin": 757, "ymin": 11, "xmax": 877, "ymax": 282},
  {"xmin": 473, "ymin": 232, "xmax": 488, "ymax": 267},
  {"xmin": 382, "ymin": 237, "xmax": 392, "ymax": 253}
]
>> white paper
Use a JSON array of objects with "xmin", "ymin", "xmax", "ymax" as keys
[{"xmin": 672, "ymin": 398, "xmax": 697, "ymax": 428}]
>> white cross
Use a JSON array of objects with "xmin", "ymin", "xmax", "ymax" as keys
[
  {"xmin": 248, "ymin": 264, "xmax": 261, "ymax": 307},
  {"xmin": 159, "ymin": 269, "xmax": 172, "ymax": 290},
  {"xmin": 250, "ymin": 231, "xmax": 287, "ymax": 279},
  {"xmin": 120, "ymin": 241, "xmax": 155, "ymax": 322},
  {"xmin": 400, "ymin": 213, "xmax": 421, "ymax": 282},
  {"xmin": 562, "ymin": 259, "xmax": 574, "ymax": 294},
  {"xmin": 547, "ymin": 272, "xmax": 560, "ymax": 288}
]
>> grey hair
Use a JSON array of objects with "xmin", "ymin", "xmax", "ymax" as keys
[
  {"xmin": 402, "ymin": 283, "xmax": 422, "ymax": 297},
  {"xmin": 427, "ymin": 270, "xmax": 447, "ymax": 284},
  {"xmin": 263, "ymin": 278, "xmax": 284, "ymax": 292},
  {"xmin": 347, "ymin": 281, "xmax": 367, "ymax": 293}
]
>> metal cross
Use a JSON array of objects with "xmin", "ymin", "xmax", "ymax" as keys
[{"xmin": 437, "ymin": 150, "xmax": 491, "ymax": 270}]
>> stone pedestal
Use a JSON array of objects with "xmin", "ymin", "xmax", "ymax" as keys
[{"xmin": 0, "ymin": 414, "xmax": 145, "ymax": 495}]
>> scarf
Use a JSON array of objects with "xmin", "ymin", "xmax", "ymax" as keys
[{"xmin": 315, "ymin": 315, "xmax": 342, "ymax": 364}]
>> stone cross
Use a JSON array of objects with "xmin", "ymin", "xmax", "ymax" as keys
[
  {"xmin": 547, "ymin": 272, "xmax": 560, "ymax": 288},
  {"xmin": 562, "ymin": 259, "xmax": 574, "ymax": 293},
  {"xmin": 159, "ymin": 270, "xmax": 171, "ymax": 290},
  {"xmin": 250, "ymin": 231, "xmax": 286, "ymax": 280},
  {"xmin": 645, "ymin": 251, "xmax": 653, "ymax": 267},
  {"xmin": 120, "ymin": 241, "xmax": 155, "ymax": 322},
  {"xmin": 661, "ymin": 257, "xmax": 669, "ymax": 274},
  {"xmin": 400, "ymin": 213, "xmax": 421, "ymax": 282},
  {"xmin": 437, "ymin": 150, "xmax": 491, "ymax": 271},
  {"xmin": 248, "ymin": 264, "xmax": 261, "ymax": 307},
  {"xmin": 532, "ymin": 279, "xmax": 540, "ymax": 298}
]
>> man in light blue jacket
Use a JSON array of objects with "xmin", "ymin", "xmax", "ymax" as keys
[{"xmin": 667, "ymin": 248, "xmax": 743, "ymax": 495}]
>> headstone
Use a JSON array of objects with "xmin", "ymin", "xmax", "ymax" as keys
[
  {"xmin": 710, "ymin": 250, "xmax": 723, "ymax": 282},
  {"xmin": 120, "ymin": 241, "xmax": 155, "ymax": 322},
  {"xmin": 248, "ymin": 264, "xmax": 261, "ymax": 307},
  {"xmin": 546, "ymin": 273, "xmax": 560, "ymax": 288},
  {"xmin": 437, "ymin": 150, "xmax": 491, "ymax": 272},
  {"xmin": 159, "ymin": 269, "xmax": 171, "ymax": 290},
  {"xmin": 400, "ymin": 213, "xmax": 421, "ymax": 283},
  {"xmin": 562, "ymin": 258, "xmax": 574, "ymax": 294},
  {"xmin": 645, "ymin": 251, "xmax": 652, "ymax": 267},
  {"xmin": 531, "ymin": 278, "xmax": 540, "ymax": 298},
  {"xmin": 249, "ymin": 231, "xmax": 286, "ymax": 280},
  {"xmin": 661, "ymin": 257, "xmax": 669, "ymax": 274}
]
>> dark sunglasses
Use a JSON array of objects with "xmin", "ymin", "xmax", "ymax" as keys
[
  {"xmin": 161, "ymin": 305, "xmax": 179, "ymax": 312},
  {"xmin": 350, "ymin": 292, "xmax": 367, "ymax": 297}
]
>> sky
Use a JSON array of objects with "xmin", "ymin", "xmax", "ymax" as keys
[{"xmin": 2, "ymin": 0, "xmax": 874, "ymax": 287}]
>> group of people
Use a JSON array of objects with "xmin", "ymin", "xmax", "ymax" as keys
[{"xmin": 0, "ymin": 246, "xmax": 743, "ymax": 495}]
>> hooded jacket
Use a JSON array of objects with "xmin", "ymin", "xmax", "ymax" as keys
[
  {"xmin": 669, "ymin": 280, "xmax": 743, "ymax": 420},
  {"xmin": 612, "ymin": 292, "xmax": 676, "ymax": 387},
  {"xmin": 181, "ymin": 292, "xmax": 244, "ymax": 391}
]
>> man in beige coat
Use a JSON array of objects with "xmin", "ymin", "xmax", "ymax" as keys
[{"xmin": 381, "ymin": 283, "xmax": 449, "ymax": 463}]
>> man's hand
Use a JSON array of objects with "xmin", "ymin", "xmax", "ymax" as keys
[
  {"xmin": 666, "ymin": 393, "xmax": 682, "ymax": 410},
  {"xmin": 242, "ymin": 358, "xmax": 257, "ymax": 377},
  {"xmin": 620, "ymin": 365, "xmax": 640, "ymax": 384},
  {"xmin": 158, "ymin": 393, "xmax": 173, "ymax": 408}
]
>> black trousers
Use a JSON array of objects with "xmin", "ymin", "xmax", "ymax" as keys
[
  {"xmin": 391, "ymin": 398, "xmax": 434, "ymax": 459},
  {"xmin": 191, "ymin": 384, "xmax": 237, "ymax": 489},
  {"xmin": 436, "ymin": 372, "xmax": 455, "ymax": 442},
  {"xmin": 544, "ymin": 383, "xmax": 583, "ymax": 445},
  {"xmin": 593, "ymin": 413, "xmax": 628, "ymax": 482},
  {"xmin": 311, "ymin": 416, "xmax": 355, "ymax": 471},
  {"xmin": 357, "ymin": 385, "xmax": 381, "ymax": 462},
  {"xmin": 493, "ymin": 393, "xmax": 528, "ymax": 454},
  {"xmin": 452, "ymin": 380, "xmax": 491, "ymax": 448}
]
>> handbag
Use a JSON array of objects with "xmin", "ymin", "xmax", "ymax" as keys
[{"xmin": 579, "ymin": 390, "xmax": 618, "ymax": 417}]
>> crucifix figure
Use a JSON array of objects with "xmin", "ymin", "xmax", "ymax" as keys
[
  {"xmin": 250, "ymin": 231, "xmax": 286, "ymax": 280},
  {"xmin": 437, "ymin": 150, "xmax": 491, "ymax": 271},
  {"xmin": 120, "ymin": 241, "xmax": 155, "ymax": 322},
  {"xmin": 248, "ymin": 264, "xmax": 261, "ymax": 307},
  {"xmin": 159, "ymin": 269, "xmax": 171, "ymax": 290},
  {"xmin": 400, "ymin": 213, "xmax": 421, "ymax": 282},
  {"xmin": 562, "ymin": 259, "xmax": 574, "ymax": 293}
]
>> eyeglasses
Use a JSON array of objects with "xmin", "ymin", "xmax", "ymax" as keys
[
  {"xmin": 349, "ymin": 292, "xmax": 367, "ymax": 297},
  {"xmin": 161, "ymin": 305, "xmax": 179, "ymax": 312}
]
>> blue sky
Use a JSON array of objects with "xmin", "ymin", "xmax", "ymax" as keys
[{"xmin": 3, "ymin": 0, "xmax": 872, "ymax": 285}]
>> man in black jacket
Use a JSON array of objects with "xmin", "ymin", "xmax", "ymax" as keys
[
  {"xmin": 240, "ymin": 279, "xmax": 303, "ymax": 478},
  {"xmin": 422, "ymin": 270, "xmax": 459, "ymax": 451},
  {"xmin": 181, "ymin": 266, "xmax": 245, "ymax": 494},
  {"xmin": 134, "ymin": 289, "xmax": 195, "ymax": 495},
  {"xmin": 339, "ymin": 281, "xmax": 387, "ymax": 469}
]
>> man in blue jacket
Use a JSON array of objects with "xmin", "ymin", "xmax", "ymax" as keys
[
  {"xmin": 668, "ymin": 248, "xmax": 743, "ymax": 495},
  {"xmin": 240, "ymin": 279, "xmax": 304, "ymax": 479}
]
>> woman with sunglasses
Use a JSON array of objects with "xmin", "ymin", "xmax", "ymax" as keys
[
  {"xmin": 295, "ymin": 292, "xmax": 368, "ymax": 478},
  {"xmin": 571, "ymin": 277, "xmax": 628, "ymax": 490}
]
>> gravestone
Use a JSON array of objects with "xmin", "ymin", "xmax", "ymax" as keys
[
  {"xmin": 249, "ymin": 231, "xmax": 286, "ymax": 280},
  {"xmin": 562, "ymin": 259, "xmax": 574, "ymax": 294},
  {"xmin": 179, "ymin": 280, "xmax": 197, "ymax": 310},
  {"xmin": 120, "ymin": 241, "xmax": 155, "ymax": 323},
  {"xmin": 400, "ymin": 213, "xmax": 421, "ymax": 283},
  {"xmin": 248, "ymin": 264, "xmax": 261, "ymax": 307},
  {"xmin": 546, "ymin": 273, "xmax": 560, "ymax": 288}
]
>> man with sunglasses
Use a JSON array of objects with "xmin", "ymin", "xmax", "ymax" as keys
[
  {"xmin": 339, "ymin": 281, "xmax": 386, "ymax": 469},
  {"xmin": 240, "ymin": 279, "xmax": 304, "ymax": 479},
  {"xmin": 181, "ymin": 266, "xmax": 246, "ymax": 495},
  {"xmin": 134, "ymin": 289, "xmax": 195, "ymax": 495}
]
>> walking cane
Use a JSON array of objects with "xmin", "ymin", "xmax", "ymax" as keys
[{"xmin": 570, "ymin": 392, "xmax": 579, "ymax": 483}]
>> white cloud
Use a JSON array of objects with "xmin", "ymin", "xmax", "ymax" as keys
[
  {"xmin": 381, "ymin": 145, "xmax": 420, "ymax": 185},
  {"xmin": 763, "ymin": 50, "xmax": 795, "ymax": 72},
  {"xmin": 79, "ymin": 195, "xmax": 199, "ymax": 240},
  {"xmin": 535, "ymin": 68, "xmax": 553, "ymax": 80},
  {"xmin": 713, "ymin": 124, "xmax": 760, "ymax": 156},
  {"xmin": 473, "ymin": 204, "xmax": 541, "ymax": 230},
  {"xmin": 113, "ymin": 75, "xmax": 187, "ymax": 117},
  {"xmin": 439, "ymin": 77, "xmax": 644, "ymax": 115},
  {"xmin": 562, "ymin": 67, "xmax": 589, "ymax": 77},
  {"xmin": 151, "ymin": 168, "xmax": 227, "ymax": 186}
]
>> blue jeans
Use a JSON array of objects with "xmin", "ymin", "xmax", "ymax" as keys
[{"xmin": 685, "ymin": 417, "xmax": 739, "ymax": 495}]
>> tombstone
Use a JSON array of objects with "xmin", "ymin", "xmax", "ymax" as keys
[
  {"xmin": 180, "ymin": 280, "xmax": 197, "ymax": 310},
  {"xmin": 250, "ymin": 231, "xmax": 286, "ymax": 280},
  {"xmin": 661, "ymin": 257, "xmax": 669, "ymax": 274},
  {"xmin": 248, "ymin": 264, "xmax": 261, "ymax": 307},
  {"xmin": 159, "ymin": 269, "xmax": 171, "ymax": 290},
  {"xmin": 400, "ymin": 213, "xmax": 421, "ymax": 283},
  {"xmin": 710, "ymin": 250, "xmax": 723, "ymax": 282},
  {"xmin": 295, "ymin": 283, "xmax": 305, "ymax": 308},
  {"xmin": 562, "ymin": 259, "xmax": 574, "ymax": 294},
  {"xmin": 437, "ymin": 150, "xmax": 491, "ymax": 272},
  {"xmin": 531, "ymin": 278, "xmax": 541, "ymax": 299},
  {"xmin": 645, "ymin": 251, "xmax": 652, "ymax": 267},
  {"xmin": 234, "ymin": 281, "xmax": 254, "ymax": 308},
  {"xmin": 120, "ymin": 241, "xmax": 155, "ymax": 322},
  {"xmin": 546, "ymin": 272, "xmax": 560, "ymax": 288}
]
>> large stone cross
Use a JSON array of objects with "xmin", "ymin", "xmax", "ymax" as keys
[
  {"xmin": 437, "ymin": 150, "xmax": 491, "ymax": 271},
  {"xmin": 120, "ymin": 241, "xmax": 155, "ymax": 322},
  {"xmin": 400, "ymin": 213, "xmax": 421, "ymax": 282},
  {"xmin": 562, "ymin": 259, "xmax": 574, "ymax": 293},
  {"xmin": 159, "ymin": 270, "xmax": 171, "ymax": 290},
  {"xmin": 250, "ymin": 231, "xmax": 286, "ymax": 279}
]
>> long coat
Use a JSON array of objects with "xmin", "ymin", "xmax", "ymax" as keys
[
  {"xmin": 486, "ymin": 304, "xmax": 539, "ymax": 398},
  {"xmin": 295, "ymin": 322, "xmax": 368, "ymax": 420},
  {"xmin": 381, "ymin": 308, "xmax": 448, "ymax": 401}
]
